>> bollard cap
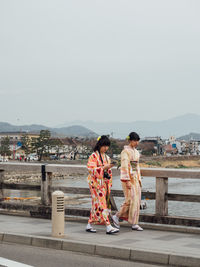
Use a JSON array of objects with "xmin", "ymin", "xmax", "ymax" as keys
[{"xmin": 52, "ymin": 190, "xmax": 64, "ymax": 196}]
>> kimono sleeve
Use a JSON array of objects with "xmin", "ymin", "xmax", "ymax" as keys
[
  {"xmin": 106, "ymin": 155, "xmax": 113, "ymax": 187},
  {"xmin": 136, "ymin": 150, "xmax": 141, "ymax": 179},
  {"xmin": 87, "ymin": 153, "xmax": 104, "ymax": 180},
  {"xmin": 120, "ymin": 150, "xmax": 130, "ymax": 181}
]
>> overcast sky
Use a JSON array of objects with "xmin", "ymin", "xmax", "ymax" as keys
[{"xmin": 0, "ymin": 0, "xmax": 200, "ymax": 126}]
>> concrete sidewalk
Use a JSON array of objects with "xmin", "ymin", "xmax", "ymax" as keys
[{"xmin": 0, "ymin": 214, "xmax": 200, "ymax": 267}]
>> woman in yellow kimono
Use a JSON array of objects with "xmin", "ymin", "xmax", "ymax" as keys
[
  {"xmin": 112, "ymin": 132, "xmax": 143, "ymax": 231},
  {"xmin": 86, "ymin": 135, "xmax": 119, "ymax": 234}
]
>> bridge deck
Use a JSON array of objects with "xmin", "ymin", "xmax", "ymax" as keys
[{"xmin": 0, "ymin": 214, "xmax": 199, "ymax": 266}]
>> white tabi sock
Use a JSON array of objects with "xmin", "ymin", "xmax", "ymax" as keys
[
  {"xmin": 86, "ymin": 223, "xmax": 92, "ymax": 230},
  {"xmin": 106, "ymin": 224, "xmax": 113, "ymax": 232}
]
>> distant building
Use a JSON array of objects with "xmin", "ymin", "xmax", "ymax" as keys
[
  {"xmin": 0, "ymin": 132, "xmax": 39, "ymax": 142},
  {"xmin": 140, "ymin": 137, "xmax": 163, "ymax": 155},
  {"xmin": 163, "ymin": 144, "xmax": 178, "ymax": 156},
  {"xmin": 168, "ymin": 138, "xmax": 182, "ymax": 154},
  {"xmin": 0, "ymin": 132, "xmax": 39, "ymax": 160}
]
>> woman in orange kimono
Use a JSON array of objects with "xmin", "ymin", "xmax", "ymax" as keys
[
  {"xmin": 112, "ymin": 132, "xmax": 143, "ymax": 231},
  {"xmin": 86, "ymin": 135, "xmax": 119, "ymax": 234}
]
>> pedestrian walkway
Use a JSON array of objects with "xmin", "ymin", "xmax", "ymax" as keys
[{"xmin": 0, "ymin": 214, "xmax": 200, "ymax": 266}]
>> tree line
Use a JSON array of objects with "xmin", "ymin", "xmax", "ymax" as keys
[
  {"xmin": 0, "ymin": 130, "xmax": 62, "ymax": 161},
  {"xmin": 0, "ymin": 130, "xmax": 127, "ymax": 161}
]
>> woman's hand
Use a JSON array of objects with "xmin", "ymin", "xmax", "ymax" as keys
[{"xmin": 103, "ymin": 163, "xmax": 114, "ymax": 170}]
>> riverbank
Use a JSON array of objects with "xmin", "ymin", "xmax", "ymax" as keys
[
  {"xmin": 3, "ymin": 156, "xmax": 200, "ymax": 184},
  {"xmin": 45, "ymin": 155, "xmax": 200, "ymax": 169},
  {"xmin": 140, "ymin": 155, "xmax": 200, "ymax": 169}
]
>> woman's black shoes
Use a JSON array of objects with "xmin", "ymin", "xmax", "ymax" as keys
[
  {"xmin": 106, "ymin": 228, "xmax": 119, "ymax": 235},
  {"xmin": 86, "ymin": 225, "xmax": 119, "ymax": 234},
  {"xmin": 86, "ymin": 228, "xmax": 97, "ymax": 233}
]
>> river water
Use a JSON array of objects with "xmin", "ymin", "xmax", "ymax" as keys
[{"xmin": 4, "ymin": 175, "xmax": 200, "ymax": 218}]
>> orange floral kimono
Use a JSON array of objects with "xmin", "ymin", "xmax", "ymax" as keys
[{"xmin": 87, "ymin": 151, "xmax": 112, "ymax": 225}]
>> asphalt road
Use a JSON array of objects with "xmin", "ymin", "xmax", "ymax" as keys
[{"xmin": 0, "ymin": 242, "xmax": 165, "ymax": 267}]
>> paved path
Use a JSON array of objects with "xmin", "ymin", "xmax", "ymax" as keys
[{"xmin": 0, "ymin": 214, "xmax": 200, "ymax": 266}]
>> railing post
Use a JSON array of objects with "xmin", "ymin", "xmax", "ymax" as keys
[
  {"xmin": 156, "ymin": 177, "xmax": 168, "ymax": 216},
  {"xmin": 0, "ymin": 170, "xmax": 4, "ymax": 201},
  {"xmin": 41, "ymin": 165, "xmax": 52, "ymax": 206},
  {"xmin": 47, "ymin": 172, "xmax": 53, "ymax": 205}
]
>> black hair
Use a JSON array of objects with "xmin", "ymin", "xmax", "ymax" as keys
[
  {"xmin": 128, "ymin": 132, "xmax": 140, "ymax": 141},
  {"xmin": 93, "ymin": 135, "xmax": 111, "ymax": 152}
]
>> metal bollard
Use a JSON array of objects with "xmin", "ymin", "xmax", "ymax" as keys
[{"xmin": 52, "ymin": 191, "xmax": 65, "ymax": 237}]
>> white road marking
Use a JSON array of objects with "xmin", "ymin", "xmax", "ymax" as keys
[{"xmin": 0, "ymin": 257, "xmax": 34, "ymax": 267}]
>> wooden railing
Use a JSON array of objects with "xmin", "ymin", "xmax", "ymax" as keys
[{"xmin": 1, "ymin": 162, "xmax": 200, "ymax": 226}]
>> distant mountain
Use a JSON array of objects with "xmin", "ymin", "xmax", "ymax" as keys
[
  {"xmin": 0, "ymin": 122, "xmax": 49, "ymax": 132},
  {"xmin": 58, "ymin": 113, "xmax": 200, "ymax": 139},
  {"xmin": 177, "ymin": 132, "xmax": 200, "ymax": 141},
  {"xmin": 2, "ymin": 113, "xmax": 200, "ymax": 139},
  {"xmin": 0, "ymin": 122, "xmax": 98, "ymax": 138},
  {"xmin": 52, "ymin": 125, "xmax": 98, "ymax": 138}
]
